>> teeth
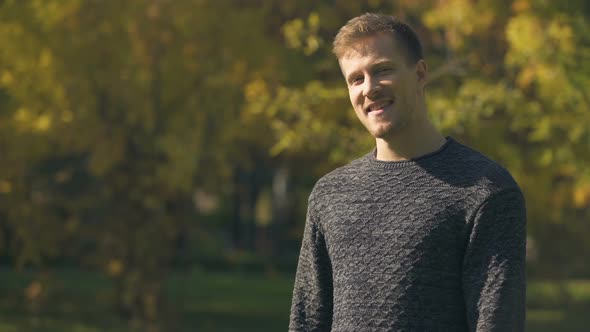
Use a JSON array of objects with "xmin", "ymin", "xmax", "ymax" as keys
[{"xmin": 369, "ymin": 101, "xmax": 391, "ymax": 111}]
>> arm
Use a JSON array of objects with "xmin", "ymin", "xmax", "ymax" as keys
[
  {"xmin": 289, "ymin": 200, "xmax": 333, "ymax": 332},
  {"xmin": 462, "ymin": 189, "xmax": 527, "ymax": 332}
]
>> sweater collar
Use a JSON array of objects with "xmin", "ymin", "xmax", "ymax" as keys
[{"xmin": 364, "ymin": 137, "xmax": 455, "ymax": 169}]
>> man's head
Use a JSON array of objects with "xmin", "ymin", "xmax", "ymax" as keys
[
  {"xmin": 333, "ymin": 13, "xmax": 423, "ymax": 65},
  {"xmin": 333, "ymin": 13, "xmax": 428, "ymax": 141}
]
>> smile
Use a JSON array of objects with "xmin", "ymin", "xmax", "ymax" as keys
[{"xmin": 366, "ymin": 100, "xmax": 394, "ymax": 113}]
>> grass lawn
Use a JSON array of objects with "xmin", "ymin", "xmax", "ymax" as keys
[{"xmin": 0, "ymin": 267, "xmax": 588, "ymax": 331}]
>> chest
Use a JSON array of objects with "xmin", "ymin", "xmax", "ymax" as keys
[{"xmin": 319, "ymin": 187, "xmax": 469, "ymax": 265}]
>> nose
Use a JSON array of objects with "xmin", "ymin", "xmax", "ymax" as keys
[{"xmin": 362, "ymin": 76, "xmax": 381, "ymax": 98}]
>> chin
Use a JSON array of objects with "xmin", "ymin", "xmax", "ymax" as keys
[{"xmin": 368, "ymin": 123, "xmax": 396, "ymax": 139}]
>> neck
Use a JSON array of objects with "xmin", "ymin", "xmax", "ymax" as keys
[{"xmin": 375, "ymin": 119, "xmax": 446, "ymax": 161}]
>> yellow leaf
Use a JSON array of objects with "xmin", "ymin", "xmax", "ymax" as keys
[
  {"xmin": 244, "ymin": 79, "xmax": 268, "ymax": 103},
  {"xmin": 573, "ymin": 184, "xmax": 590, "ymax": 208},
  {"xmin": 39, "ymin": 48, "xmax": 53, "ymax": 68},
  {"xmin": 25, "ymin": 281, "xmax": 43, "ymax": 301},
  {"xmin": 13, "ymin": 107, "xmax": 31, "ymax": 123},
  {"xmin": 0, "ymin": 180, "xmax": 12, "ymax": 193},
  {"xmin": 516, "ymin": 65, "xmax": 536, "ymax": 88},
  {"xmin": 512, "ymin": 0, "xmax": 530, "ymax": 13},
  {"xmin": 146, "ymin": 3, "xmax": 160, "ymax": 20},
  {"xmin": 1, "ymin": 71, "xmax": 14, "ymax": 85},
  {"xmin": 107, "ymin": 259, "xmax": 124, "ymax": 277},
  {"xmin": 33, "ymin": 114, "xmax": 52, "ymax": 132}
]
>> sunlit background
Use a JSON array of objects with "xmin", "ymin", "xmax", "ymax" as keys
[{"xmin": 0, "ymin": 0, "xmax": 589, "ymax": 331}]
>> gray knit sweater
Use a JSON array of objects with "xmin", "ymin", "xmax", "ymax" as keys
[{"xmin": 289, "ymin": 138, "xmax": 526, "ymax": 332}]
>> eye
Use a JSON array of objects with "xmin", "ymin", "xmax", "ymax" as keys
[
  {"xmin": 376, "ymin": 67, "xmax": 392, "ymax": 74},
  {"xmin": 350, "ymin": 75, "xmax": 364, "ymax": 85}
]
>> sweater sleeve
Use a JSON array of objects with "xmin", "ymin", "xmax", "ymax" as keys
[
  {"xmin": 462, "ymin": 189, "xmax": 527, "ymax": 332},
  {"xmin": 289, "ymin": 200, "xmax": 333, "ymax": 332}
]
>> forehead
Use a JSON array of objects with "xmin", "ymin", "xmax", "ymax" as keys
[{"xmin": 338, "ymin": 33, "xmax": 406, "ymax": 70}]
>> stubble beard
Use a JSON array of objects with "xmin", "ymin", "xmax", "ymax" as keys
[{"xmin": 367, "ymin": 108, "xmax": 409, "ymax": 140}]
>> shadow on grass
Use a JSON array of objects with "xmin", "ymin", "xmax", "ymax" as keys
[
  {"xmin": 2, "ymin": 267, "xmax": 590, "ymax": 332},
  {"xmin": 180, "ymin": 310, "xmax": 287, "ymax": 332},
  {"xmin": 526, "ymin": 307, "xmax": 589, "ymax": 332}
]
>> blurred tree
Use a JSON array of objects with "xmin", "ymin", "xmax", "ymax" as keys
[
  {"xmin": 244, "ymin": 0, "xmax": 590, "ymax": 276},
  {"xmin": 0, "ymin": 0, "xmax": 281, "ymax": 328},
  {"xmin": 424, "ymin": 0, "xmax": 590, "ymax": 277},
  {"xmin": 0, "ymin": 0, "xmax": 589, "ymax": 329}
]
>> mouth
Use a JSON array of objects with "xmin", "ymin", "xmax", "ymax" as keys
[{"xmin": 365, "ymin": 99, "xmax": 394, "ymax": 114}]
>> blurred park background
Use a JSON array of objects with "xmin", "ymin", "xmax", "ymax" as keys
[{"xmin": 0, "ymin": 0, "xmax": 589, "ymax": 331}]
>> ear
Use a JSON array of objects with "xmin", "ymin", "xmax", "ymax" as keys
[
  {"xmin": 415, "ymin": 59, "xmax": 427, "ymax": 86},
  {"xmin": 415, "ymin": 59, "xmax": 428, "ymax": 96}
]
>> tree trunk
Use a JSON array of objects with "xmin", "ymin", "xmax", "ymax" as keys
[
  {"xmin": 230, "ymin": 167, "xmax": 243, "ymax": 250},
  {"xmin": 271, "ymin": 164, "xmax": 290, "ymax": 256}
]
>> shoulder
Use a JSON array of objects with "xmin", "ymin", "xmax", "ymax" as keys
[{"xmin": 447, "ymin": 139, "xmax": 522, "ymax": 198}]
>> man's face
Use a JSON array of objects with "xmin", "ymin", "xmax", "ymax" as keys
[{"xmin": 338, "ymin": 33, "xmax": 425, "ymax": 139}]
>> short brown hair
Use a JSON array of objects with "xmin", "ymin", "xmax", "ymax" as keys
[{"xmin": 333, "ymin": 13, "xmax": 423, "ymax": 64}]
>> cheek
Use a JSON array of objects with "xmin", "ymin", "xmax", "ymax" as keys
[
  {"xmin": 349, "ymin": 89, "xmax": 360, "ymax": 105},
  {"xmin": 348, "ymin": 92, "xmax": 354, "ymax": 104}
]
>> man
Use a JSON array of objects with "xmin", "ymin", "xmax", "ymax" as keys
[{"xmin": 289, "ymin": 13, "xmax": 526, "ymax": 332}]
